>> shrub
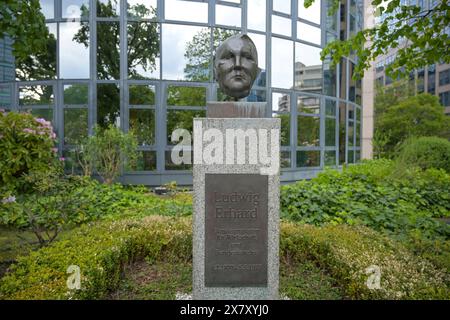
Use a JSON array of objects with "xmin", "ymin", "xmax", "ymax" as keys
[
  {"xmin": 0, "ymin": 110, "xmax": 59, "ymax": 191},
  {"xmin": 74, "ymin": 125, "xmax": 138, "ymax": 184},
  {"xmin": 0, "ymin": 217, "xmax": 447, "ymax": 299},
  {"xmin": 396, "ymin": 136, "xmax": 450, "ymax": 173}
]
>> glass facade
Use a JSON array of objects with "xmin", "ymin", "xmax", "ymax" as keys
[{"xmin": 0, "ymin": 0, "xmax": 363, "ymax": 185}]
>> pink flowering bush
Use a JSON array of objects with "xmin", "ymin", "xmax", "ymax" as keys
[{"xmin": 0, "ymin": 110, "xmax": 59, "ymax": 191}]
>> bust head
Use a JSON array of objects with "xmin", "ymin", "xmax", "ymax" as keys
[{"xmin": 214, "ymin": 34, "xmax": 260, "ymax": 100}]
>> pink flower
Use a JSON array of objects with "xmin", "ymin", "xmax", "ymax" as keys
[
  {"xmin": 38, "ymin": 131, "xmax": 45, "ymax": 135},
  {"xmin": 59, "ymin": 157, "xmax": 65, "ymax": 161},
  {"xmin": 1, "ymin": 196, "xmax": 16, "ymax": 204},
  {"xmin": 51, "ymin": 132, "xmax": 56, "ymax": 139},
  {"xmin": 0, "ymin": 108, "xmax": 5, "ymax": 113},
  {"xmin": 23, "ymin": 128, "xmax": 35, "ymax": 134},
  {"xmin": 52, "ymin": 148, "xmax": 58, "ymax": 153}
]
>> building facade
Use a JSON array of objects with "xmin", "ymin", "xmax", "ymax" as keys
[{"xmin": 0, "ymin": 0, "xmax": 365, "ymax": 186}]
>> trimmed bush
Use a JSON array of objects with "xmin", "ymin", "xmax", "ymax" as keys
[
  {"xmin": 1, "ymin": 217, "xmax": 447, "ymax": 300},
  {"xmin": 396, "ymin": 136, "xmax": 450, "ymax": 173}
]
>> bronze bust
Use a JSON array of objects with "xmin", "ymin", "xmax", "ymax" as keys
[{"xmin": 214, "ymin": 34, "xmax": 260, "ymax": 100}]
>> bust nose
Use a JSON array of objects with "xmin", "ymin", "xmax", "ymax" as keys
[{"xmin": 234, "ymin": 55, "xmax": 242, "ymax": 69}]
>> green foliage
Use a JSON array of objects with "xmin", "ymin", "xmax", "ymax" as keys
[
  {"xmin": 0, "ymin": 111, "xmax": 59, "ymax": 191},
  {"xmin": 281, "ymin": 159, "xmax": 450, "ymax": 241},
  {"xmin": 1, "ymin": 217, "xmax": 447, "ymax": 299},
  {"xmin": 76, "ymin": 125, "xmax": 138, "ymax": 184},
  {"xmin": 376, "ymin": 94, "xmax": 450, "ymax": 157},
  {"xmin": 320, "ymin": 0, "xmax": 450, "ymax": 79},
  {"xmin": 396, "ymin": 137, "xmax": 450, "ymax": 173},
  {"xmin": 281, "ymin": 222, "xmax": 449, "ymax": 299}
]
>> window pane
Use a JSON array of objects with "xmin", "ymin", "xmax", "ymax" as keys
[
  {"xmin": 281, "ymin": 151, "xmax": 291, "ymax": 168},
  {"xmin": 323, "ymin": 55, "xmax": 337, "ymax": 96},
  {"xmin": 272, "ymin": 15, "xmax": 292, "ymax": 37},
  {"xmin": 127, "ymin": 0, "xmax": 157, "ymax": 19},
  {"xmin": 297, "ymin": 150, "xmax": 320, "ymax": 167},
  {"xmin": 325, "ymin": 150, "xmax": 336, "ymax": 166},
  {"xmin": 325, "ymin": 99, "xmax": 336, "ymax": 116},
  {"xmin": 216, "ymin": 5, "xmax": 241, "ymax": 27},
  {"xmin": 165, "ymin": 0, "xmax": 208, "ymax": 23},
  {"xmin": 97, "ymin": 83, "xmax": 120, "ymax": 128},
  {"xmin": 132, "ymin": 151, "xmax": 157, "ymax": 171},
  {"xmin": 348, "ymin": 121, "xmax": 354, "ymax": 147},
  {"xmin": 295, "ymin": 43, "xmax": 322, "ymax": 93},
  {"xmin": 297, "ymin": 21, "xmax": 321, "ymax": 45},
  {"xmin": 19, "ymin": 85, "xmax": 54, "ymax": 105},
  {"xmin": 273, "ymin": 113, "xmax": 290, "ymax": 146},
  {"xmin": 60, "ymin": 22, "xmax": 90, "ymax": 79},
  {"xmin": 325, "ymin": 0, "xmax": 337, "ymax": 31},
  {"xmin": 298, "ymin": 116, "xmax": 320, "ymax": 146},
  {"xmin": 31, "ymin": 109, "xmax": 53, "ymax": 122},
  {"xmin": 167, "ymin": 86, "xmax": 206, "ymax": 107},
  {"xmin": 128, "ymin": 22, "xmax": 160, "ymax": 79},
  {"xmin": 97, "ymin": 22, "xmax": 120, "ymax": 80},
  {"xmin": 16, "ymin": 24, "xmax": 56, "ymax": 81},
  {"xmin": 297, "ymin": 95, "xmax": 320, "ymax": 114},
  {"xmin": 298, "ymin": 0, "xmax": 321, "ymax": 25},
  {"xmin": 272, "ymin": 92, "xmax": 290, "ymax": 112},
  {"xmin": 356, "ymin": 121, "xmax": 361, "ymax": 147},
  {"xmin": 129, "ymin": 85, "xmax": 155, "ymax": 105},
  {"xmin": 97, "ymin": 0, "xmax": 120, "ymax": 17},
  {"xmin": 247, "ymin": 89, "xmax": 266, "ymax": 102},
  {"xmin": 129, "ymin": 109, "xmax": 155, "ymax": 146},
  {"xmin": 64, "ymin": 84, "xmax": 88, "ymax": 105},
  {"xmin": 64, "ymin": 108, "xmax": 88, "ymax": 145},
  {"xmin": 325, "ymin": 118, "xmax": 336, "ymax": 147},
  {"xmin": 355, "ymin": 150, "xmax": 360, "ymax": 163},
  {"xmin": 272, "ymin": 38, "xmax": 293, "ymax": 89},
  {"xmin": 167, "ymin": 109, "xmax": 206, "ymax": 145},
  {"xmin": 339, "ymin": 58, "xmax": 347, "ymax": 99},
  {"xmin": 339, "ymin": 102, "xmax": 346, "ymax": 164},
  {"xmin": 0, "ymin": 84, "xmax": 12, "ymax": 108},
  {"xmin": 248, "ymin": 0, "xmax": 266, "ymax": 31},
  {"xmin": 40, "ymin": 0, "xmax": 54, "ymax": 19},
  {"xmin": 62, "ymin": 0, "xmax": 89, "ymax": 19},
  {"xmin": 165, "ymin": 150, "xmax": 192, "ymax": 170},
  {"xmin": 163, "ymin": 24, "xmax": 209, "ymax": 81},
  {"xmin": 273, "ymin": 0, "xmax": 290, "ymax": 14},
  {"xmin": 248, "ymin": 33, "xmax": 266, "ymax": 86},
  {"xmin": 347, "ymin": 150, "xmax": 354, "ymax": 164}
]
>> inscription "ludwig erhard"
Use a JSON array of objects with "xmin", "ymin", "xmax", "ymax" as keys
[{"xmin": 205, "ymin": 174, "xmax": 268, "ymax": 287}]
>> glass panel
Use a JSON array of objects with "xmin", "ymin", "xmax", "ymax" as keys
[
  {"xmin": 349, "ymin": 62, "xmax": 356, "ymax": 102},
  {"xmin": 63, "ymin": 84, "xmax": 88, "ymax": 105},
  {"xmin": 248, "ymin": 0, "xmax": 266, "ymax": 31},
  {"xmin": 348, "ymin": 121, "xmax": 354, "ymax": 147},
  {"xmin": 273, "ymin": 0, "xmax": 291, "ymax": 14},
  {"xmin": 128, "ymin": 22, "xmax": 160, "ymax": 79},
  {"xmin": 97, "ymin": 83, "xmax": 120, "ymax": 128},
  {"xmin": 167, "ymin": 86, "xmax": 206, "ymax": 107},
  {"xmin": 339, "ymin": 58, "xmax": 347, "ymax": 99},
  {"xmin": 355, "ymin": 150, "xmax": 360, "ymax": 163},
  {"xmin": 162, "ymin": 24, "xmax": 209, "ymax": 81},
  {"xmin": 0, "ymin": 84, "xmax": 12, "ymax": 108},
  {"xmin": 281, "ymin": 151, "xmax": 291, "ymax": 168},
  {"xmin": 273, "ymin": 113, "xmax": 290, "ymax": 146},
  {"xmin": 63, "ymin": 149, "xmax": 82, "ymax": 172},
  {"xmin": 97, "ymin": 22, "xmax": 120, "ymax": 80},
  {"xmin": 97, "ymin": 0, "xmax": 120, "ymax": 17},
  {"xmin": 167, "ymin": 109, "xmax": 206, "ymax": 145},
  {"xmin": 325, "ymin": 118, "xmax": 336, "ymax": 147},
  {"xmin": 325, "ymin": 99, "xmax": 336, "ymax": 116},
  {"xmin": 62, "ymin": 0, "xmax": 89, "ymax": 19},
  {"xmin": 325, "ymin": 0, "xmax": 337, "ymax": 31},
  {"xmin": 325, "ymin": 150, "xmax": 336, "ymax": 166},
  {"xmin": 348, "ymin": 104, "xmax": 355, "ymax": 120},
  {"xmin": 133, "ymin": 151, "xmax": 157, "ymax": 171},
  {"xmin": 247, "ymin": 89, "xmax": 267, "ymax": 102},
  {"xmin": 127, "ymin": 0, "xmax": 157, "ymax": 19},
  {"xmin": 356, "ymin": 121, "xmax": 361, "ymax": 147},
  {"xmin": 19, "ymin": 85, "xmax": 54, "ymax": 105},
  {"xmin": 340, "ymin": 0, "xmax": 347, "ymax": 41},
  {"xmin": 40, "ymin": 0, "xmax": 54, "ymax": 19},
  {"xmin": 298, "ymin": 0, "xmax": 321, "ymax": 25},
  {"xmin": 129, "ymin": 109, "xmax": 155, "ymax": 146},
  {"xmin": 339, "ymin": 102, "xmax": 346, "ymax": 165},
  {"xmin": 323, "ymin": 55, "xmax": 337, "ymax": 96},
  {"xmin": 272, "ymin": 15, "xmax": 292, "ymax": 37},
  {"xmin": 31, "ymin": 109, "xmax": 53, "ymax": 122},
  {"xmin": 297, "ymin": 95, "xmax": 320, "ymax": 114},
  {"xmin": 297, "ymin": 150, "xmax": 320, "ymax": 167},
  {"xmin": 298, "ymin": 116, "xmax": 320, "ymax": 146},
  {"xmin": 216, "ymin": 5, "xmax": 241, "ymax": 27},
  {"xmin": 64, "ymin": 108, "xmax": 88, "ymax": 145},
  {"xmin": 165, "ymin": 0, "xmax": 208, "ymax": 23},
  {"xmin": 271, "ymin": 37, "xmax": 293, "ymax": 89},
  {"xmin": 60, "ymin": 22, "xmax": 89, "ymax": 79},
  {"xmin": 272, "ymin": 92, "xmax": 290, "ymax": 112},
  {"xmin": 165, "ymin": 150, "xmax": 192, "ymax": 170},
  {"xmin": 15, "ymin": 23, "xmax": 56, "ymax": 81},
  {"xmin": 129, "ymin": 85, "xmax": 155, "ymax": 105},
  {"xmin": 295, "ymin": 43, "xmax": 322, "ymax": 93},
  {"xmin": 248, "ymin": 33, "xmax": 266, "ymax": 86},
  {"xmin": 347, "ymin": 150, "xmax": 354, "ymax": 164},
  {"xmin": 297, "ymin": 21, "xmax": 321, "ymax": 45}
]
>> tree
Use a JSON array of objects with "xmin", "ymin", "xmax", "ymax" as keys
[
  {"xmin": 318, "ymin": 0, "xmax": 450, "ymax": 79},
  {"xmin": 376, "ymin": 94, "xmax": 450, "ymax": 156}
]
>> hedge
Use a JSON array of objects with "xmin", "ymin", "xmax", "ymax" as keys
[{"xmin": 0, "ymin": 217, "xmax": 448, "ymax": 299}]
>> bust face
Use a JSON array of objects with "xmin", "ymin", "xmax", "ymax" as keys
[{"xmin": 214, "ymin": 35, "xmax": 259, "ymax": 99}]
